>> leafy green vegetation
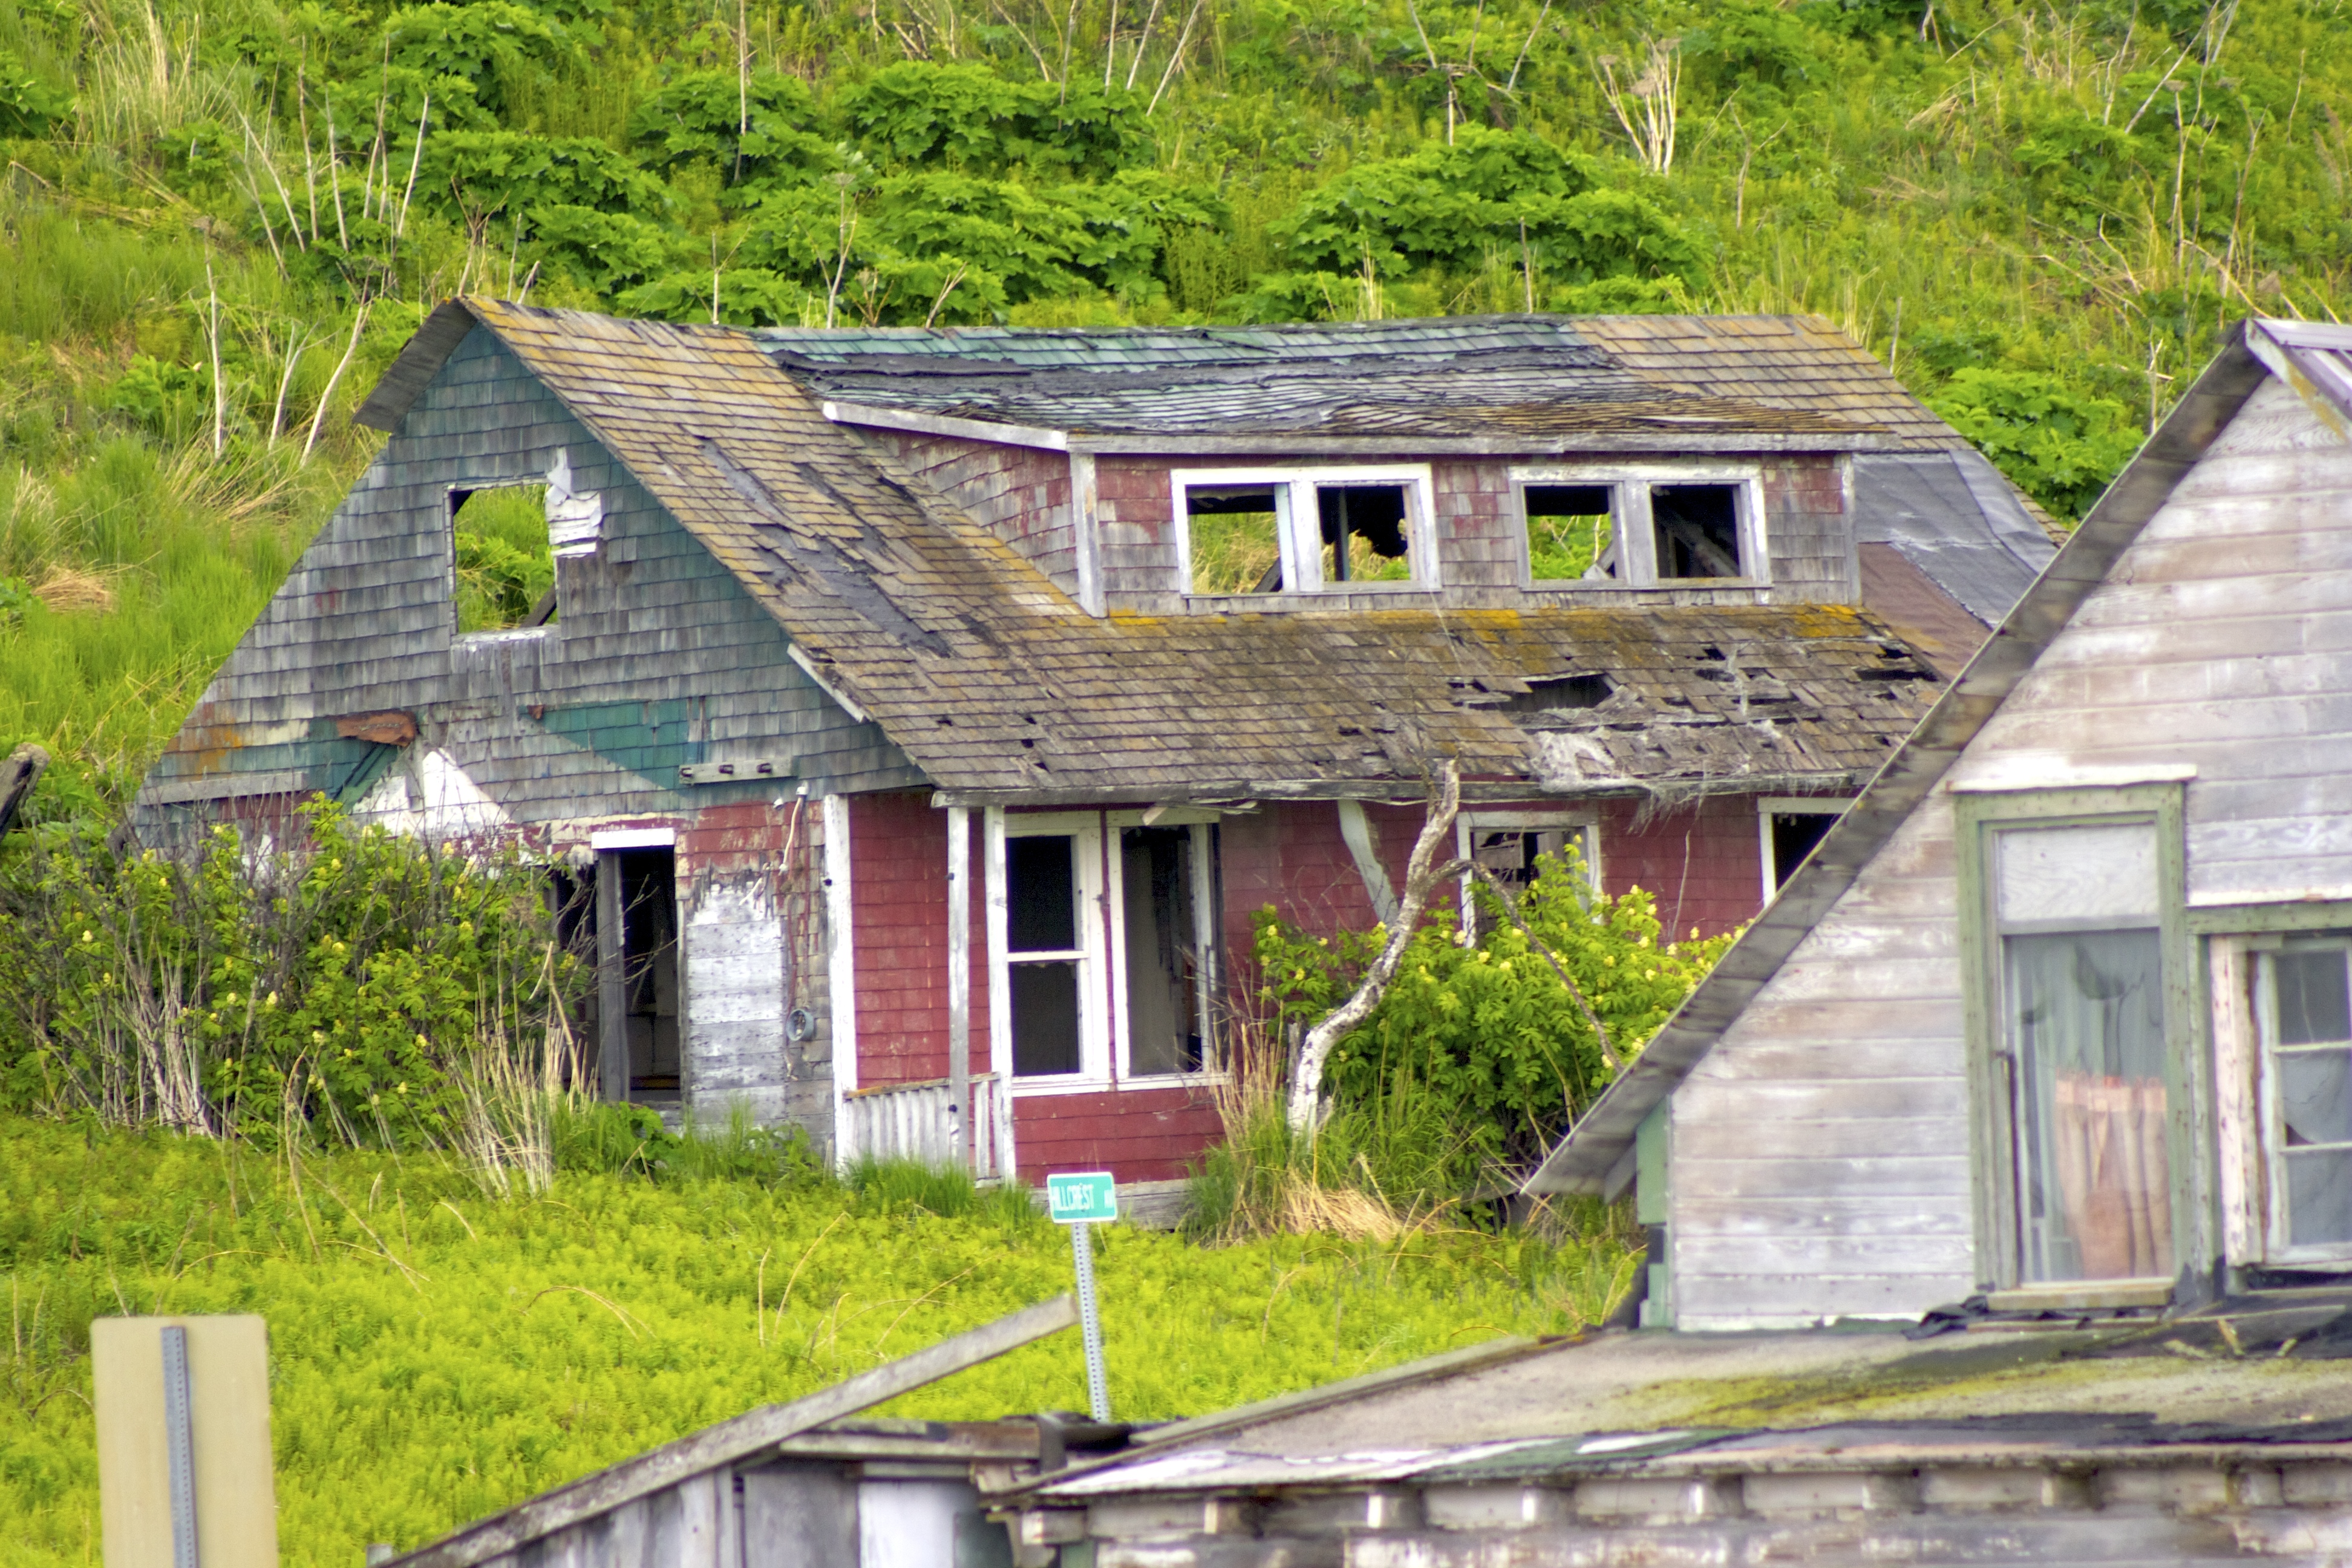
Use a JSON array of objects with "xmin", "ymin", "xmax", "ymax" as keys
[
  {"xmin": 452, "ymin": 483, "xmax": 555, "ymax": 630},
  {"xmin": 0, "ymin": 1114, "xmax": 1625, "ymax": 1567},
  {"xmin": 2, "ymin": 0, "xmax": 2345, "ymax": 775},
  {"xmin": 1250, "ymin": 849, "xmax": 1739, "ymax": 1195}
]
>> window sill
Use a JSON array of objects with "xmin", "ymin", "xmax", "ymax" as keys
[
  {"xmin": 1182, "ymin": 584, "xmax": 1439, "ymax": 609},
  {"xmin": 1985, "ymin": 1279, "xmax": 2172, "ymax": 1312},
  {"xmin": 1521, "ymin": 579, "xmax": 1772, "ymax": 593},
  {"xmin": 1009, "ymin": 1073, "xmax": 1224, "ymax": 1099}
]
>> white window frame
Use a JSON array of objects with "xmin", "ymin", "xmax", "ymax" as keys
[
  {"xmin": 2249, "ymin": 937, "xmax": 2352, "ymax": 1268},
  {"xmin": 1511, "ymin": 462, "xmax": 1771, "ymax": 590},
  {"xmin": 989, "ymin": 808, "xmax": 1225, "ymax": 1097},
  {"xmin": 1170, "ymin": 465, "xmax": 1442, "ymax": 598},
  {"xmin": 988, "ymin": 810, "xmax": 1113, "ymax": 1095},
  {"xmin": 1103, "ymin": 809, "xmax": 1224, "ymax": 1086},
  {"xmin": 1757, "ymin": 795, "xmax": 1853, "ymax": 902},
  {"xmin": 1455, "ymin": 809, "xmax": 1600, "ymax": 931}
]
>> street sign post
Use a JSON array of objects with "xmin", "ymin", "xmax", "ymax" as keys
[{"xmin": 1045, "ymin": 1172, "xmax": 1117, "ymax": 1421}]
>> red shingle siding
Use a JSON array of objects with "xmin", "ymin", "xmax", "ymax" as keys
[
  {"xmin": 1013, "ymin": 1086, "xmax": 1224, "ymax": 1183},
  {"xmin": 1597, "ymin": 794, "xmax": 1765, "ymax": 941},
  {"xmin": 871, "ymin": 431, "xmax": 1077, "ymax": 595},
  {"xmin": 678, "ymin": 799, "xmax": 783, "ymax": 872},
  {"xmin": 849, "ymin": 791, "xmax": 991, "ymax": 1087}
]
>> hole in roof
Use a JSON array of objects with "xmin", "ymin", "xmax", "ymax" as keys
[{"xmin": 1503, "ymin": 675, "xmax": 1613, "ymax": 713}]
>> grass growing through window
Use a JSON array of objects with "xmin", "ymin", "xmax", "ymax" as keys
[
  {"xmin": 452, "ymin": 486, "xmax": 555, "ymax": 634},
  {"xmin": 0, "ymin": 1114, "xmax": 1632, "ymax": 1567},
  {"xmin": 1186, "ymin": 510, "xmax": 1281, "ymax": 594}
]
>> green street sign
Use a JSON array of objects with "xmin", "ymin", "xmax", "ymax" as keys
[{"xmin": 1046, "ymin": 1171, "xmax": 1118, "ymax": 1224}]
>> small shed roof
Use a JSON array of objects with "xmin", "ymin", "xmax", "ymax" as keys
[{"xmin": 1524, "ymin": 317, "xmax": 2352, "ymax": 1195}]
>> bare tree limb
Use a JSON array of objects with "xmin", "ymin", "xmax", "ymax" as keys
[{"xmin": 1146, "ymin": 0, "xmax": 1205, "ymax": 115}]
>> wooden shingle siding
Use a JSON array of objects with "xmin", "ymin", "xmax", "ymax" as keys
[
  {"xmin": 1665, "ymin": 374, "xmax": 2352, "ymax": 1328},
  {"xmin": 141, "ymin": 325, "xmax": 915, "ymax": 840},
  {"xmin": 864, "ymin": 431, "xmax": 1080, "ymax": 601}
]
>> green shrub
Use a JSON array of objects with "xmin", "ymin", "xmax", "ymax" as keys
[
  {"xmin": 1252, "ymin": 848, "xmax": 1737, "ymax": 1193},
  {"xmin": 1927, "ymin": 367, "xmax": 2144, "ymax": 521}
]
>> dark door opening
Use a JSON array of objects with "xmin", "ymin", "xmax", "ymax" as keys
[
  {"xmin": 594, "ymin": 847, "xmax": 681, "ymax": 1101},
  {"xmin": 1007, "ymin": 833, "xmax": 1083, "ymax": 1077},
  {"xmin": 1770, "ymin": 811, "xmax": 1837, "ymax": 890},
  {"xmin": 1121, "ymin": 825, "xmax": 1204, "ymax": 1076}
]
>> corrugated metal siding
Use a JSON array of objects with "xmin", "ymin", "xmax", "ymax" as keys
[{"xmin": 1665, "ymin": 373, "xmax": 2352, "ymax": 1329}]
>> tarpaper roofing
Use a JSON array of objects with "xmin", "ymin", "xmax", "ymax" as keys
[
  {"xmin": 370, "ymin": 301, "xmax": 1952, "ymax": 803},
  {"xmin": 760, "ymin": 314, "xmax": 1949, "ymax": 448}
]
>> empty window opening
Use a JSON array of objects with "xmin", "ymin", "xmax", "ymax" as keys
[
  {"xmin": 1504, "ymin": 673, "xmax": 1612, "ymax": 714},
  {"xmin": 1008, "ymin": 834, "xmax": 1084, "ymax": 1076},
  {"xmin": 590, "ymin": 848, "xmax": 679, "ymax": 1101},
  {"xmin": 452, "ymin": 485, "xmax": 556, "ymax": 633},
  {"xmin": 1651, "ymin": 483, "xmax": 1745, "ymax": 580},
  {"xmin": 1122, "ymin": 826, "xmax": 1204, "ymax": 1077},
  {"xmin": 1769, "ymin": 811, "xmax": 1836, "ymax": 889},
  {"xmin": 1186, "ymin": 485, "xmax": 1284, "ymax": 595},
  {"xmin": 1460, "ymin": 818, "xmax": 1593, "ymax": 939},
  {"xmin": 1317, "ymin": 485, "xmax": 1413, "ymax": 585},
  {"xmin": 1524, "ymin": 485, "xmax": 1618, "ymax": 582}
]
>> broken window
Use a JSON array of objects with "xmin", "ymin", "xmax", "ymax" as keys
[
  {"xmin": 1316, "ymin": 485, "xmax": 1413, "ymax": 584},
  {"xmin": 1184, "ymin": 485, "xmax": 1286, "ymax": 594},
  {"xmin": 1524, "ymin": 485, "xmax": 1619, "ymax": 583},
  {"xmin": 589, "ymin": 845, "xmax": 681, "ymax": 1103},
  {"xmin": 1176, "ymin": 468, "xmax": 1433, "ymax": 596},
  {"xmin": 1760, "ymin": 797, "xmax": 1849, "ymax": 895},
  {"xmin": 1456, "ymin": 814, "xmax": 1595, "ymax": 939},
  {"xmin": 1515, "ymin": 473, "xmax": 1763, "ymax": 588},
  {"xmin": 1007, "ymin": 833, "xmax": 1086, "ymax": 1077},
  {"xmin": 1119, "ymin": 825, "xmax": 1215, "ymax": 1077},
  {"xmin": 996, "ymin": 812, "xmax": 1220, "ymax": 1090},
  {"xmin": 1651, "ymin": 483, "xmax": 1746, "ymax": 580},
  {"xmin": 451, "ymin": 484, "xmax": 556, "ymax": 633}
]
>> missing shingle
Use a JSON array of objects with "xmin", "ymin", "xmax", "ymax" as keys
[{"xmin": 1502, "ymin": 674, "xmax": 1613, "ymax": 713}]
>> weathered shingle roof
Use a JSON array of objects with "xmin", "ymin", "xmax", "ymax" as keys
[
  {"xmin": 759, "ymin": 315, "xmax": 1900, "ymax": 445},
  {"xmin": 425, "ymin": 301, "xmax": 1943, "ymax": 803}
]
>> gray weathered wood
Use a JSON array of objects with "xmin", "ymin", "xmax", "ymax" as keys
[
  {"xmin": 0, "ymin": 742, "xmax": 47, "ymax": 835},
  {"xmin": 385, "ymin": 1294, "xmax": 1079, "ymax": 1568},
  {"xmin": 598, "ymin": 851, "xmax": 628, "ymax": 1103},
  {"xmin": 740, "ymin": 1465, "xmax": 859, "ymax": 1568}
]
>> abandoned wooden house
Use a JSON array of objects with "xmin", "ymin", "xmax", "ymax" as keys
[
  {"xmin": 132, "ymin": 303, "xmax": 2051, "ymax": 1181},
  {"xmin": 1530, "ymin": 318, "xmax": 2352, "ymax": 1330}
]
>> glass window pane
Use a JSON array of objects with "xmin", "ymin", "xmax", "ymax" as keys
[
  {"xmin": 1010, "ymin": 961, "xmax": 1082, "ymax": 1076},
  {"xmin": 1524, "ymin": 486, "xmax": 1617, "ymax": 582},
  {"xmin": 1996, "ymin": 823, "xmax": 2158, "ymax": 926},
  {"xmin": 1007, "ymin": 835, "xmax": 1077, "ymax": 952},
  {"xmin": 2276, "ymin": 949, "xmax": 2352, "ymax": 1046},
  {"xmin": 2007, "ymin": 929, "xmax": 2172, "ymax": 1281},
  {"xmin": 2279, "ymin": 1050, "xmax": 2352, "ymax": 1149},
  {"xmin": 2285, "ymin": 1148, "xmax": 2352, "ymax": 1248}
]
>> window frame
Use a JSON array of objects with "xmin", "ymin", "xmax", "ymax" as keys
[
  {"xmin": 1509, "ymin": 462, "xmax": 1771, "ymax": 591},
  {"xmin": 1169, "ymin": 465, "xmax": 1442, "ymax": 599},
  {"xmin": 1953, "ymin": 782, "xmax": 2194, "ymax": 1298},
  {"xmin": 1454, "ymin": 809, "xmax": 1601, "ymax": 930},
  {"xmin": 1757, "ymin": 795, "xmax": 1854, "ymax": 901},
  {"xmin": 2198, "ymin": 898, "xmax": 2352, "ymax": 1275},
  {"xmin": 446, "ymin": 480, "xmax": 561, "ymax": 641},
  {"xmin": 987, "ymin": 807, "xmax": 1226, "ymax": 1097}
]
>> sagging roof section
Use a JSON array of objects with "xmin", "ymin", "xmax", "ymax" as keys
[
  {"xmin": 1524, "ymin": 319, "xmax": 2313, "ymax": 1196},
  {"xmin": 358, "ymin": 300, "xmax": 1947, "ymax": 804}
]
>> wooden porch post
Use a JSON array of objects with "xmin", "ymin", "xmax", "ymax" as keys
[
  {"xmin": 947, "ymin": 805, "xmax": 972, "ymax": 1172},
  {"xmin": 596, "ymin": 851, "xmax": 628, "ymax": 1102}
]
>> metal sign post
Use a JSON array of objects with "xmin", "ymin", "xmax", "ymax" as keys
[{"xmin": 1045, "ymin": 1172, "xmax": 1117, "ymax": 1422}]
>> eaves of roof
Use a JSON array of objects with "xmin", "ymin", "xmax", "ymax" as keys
[{"xmin": 1523, "ymin": 319, "xmax": 2328, "ymax": 1196}]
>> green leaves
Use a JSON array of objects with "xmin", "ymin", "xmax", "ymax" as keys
[
  {"xmin": 0, "ymin": 47, "xmax": 70, "ymax": 139},
  {"xmin": 1927, "ymin": 367, "xmax": 2143, "ymax": 521},
  {"xmin": 382, "ymin": 1, "xmax": 587, "ymax": 127},
  {"xmin": 839, "ymin": 62, "xmax": 1148, "ymax": 178},
  {"xmin": 1254, "ymin": 849, "xmax": 1737, "ymax": 1187}
]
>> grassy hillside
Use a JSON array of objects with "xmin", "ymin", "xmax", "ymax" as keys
[
  {"xmin": 0, "ymin": 0, "xmax": 2344, "ymax": 786},
  {"xmin": 0, "ymin": 1114, "xmax": 1632, "ymax": 1567}
]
